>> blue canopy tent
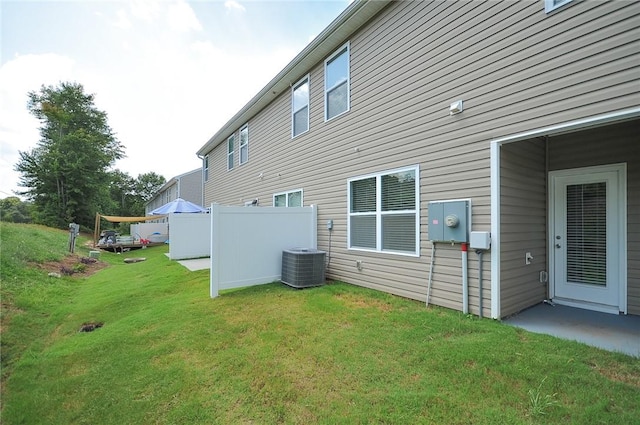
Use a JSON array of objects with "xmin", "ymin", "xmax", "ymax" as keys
[{"xmin": 150, "ymin": 198, "xmax": 207, "ymax": 215}]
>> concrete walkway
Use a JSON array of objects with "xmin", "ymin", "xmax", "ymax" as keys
[{"xmin": 505, "ymin": 303, "xmax": 640, "ymax": 357}]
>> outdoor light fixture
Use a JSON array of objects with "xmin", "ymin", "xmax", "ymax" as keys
[{"xmin": 450, "ymin": 100, "xmax": 464, "ymax": 115}]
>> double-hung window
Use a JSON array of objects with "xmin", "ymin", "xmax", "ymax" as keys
[
  {"xmin": 227, "ymin": 135, "xmax": 234, "ymax": 170},
  {"xmin": 292, "ymin": 76, "xmax": 309, "ymax": 137},
  {"xmin": 325, "ymin": 43, "xmax": 349, "ymax": 121},
  {"xmin": 274, "ymin": 189, "xmax": 303, "ymax": 207},
  {"xmin": 239, "ymin": 124, "xmax": 248, "ymax": 165},
  {"xmin": 203, "ymin": 155, "xmax": 209, "ymax": 182},
  {"xmin": 348, "ymin": 166, "xmax": 419, "ymax": 256}
]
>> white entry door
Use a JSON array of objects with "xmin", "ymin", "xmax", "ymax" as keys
[{"xmin": 550, "ymin": 164, "xmax": 626, "ymax": 314}]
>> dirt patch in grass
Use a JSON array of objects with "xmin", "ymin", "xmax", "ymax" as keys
[
  {"xmin": 334, "ymin": 292, "xmax": 392, "ymax": 312},
  {"xmin": 590, "ymin": 362, "xmax": 640, "ymax": 388},
  {"xmin": 35, "ymin": 254, "xmax": 109, "ymax": 277}
]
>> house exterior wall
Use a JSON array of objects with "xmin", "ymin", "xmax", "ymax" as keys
[
  {"xmin": 202, "ymin": 0, "xmax": 640, "ymax": 315},
  {"xmin": 176, "ymin": 169, "xmax": 203, "ymax": 206},
  {"xmin": 145, "ymin": 168, "xmax": 203, "ymax": 218},
  {"xmin": 548, "ymin": 119, "xmax": 640, "ymax": 315},
  {"xmin": 146, "ymin": 181, "xmax": 178, "ymax": 218},
  {"xmin": 500, "ymin": 139, "xmax": 548, "ymax": 318}
]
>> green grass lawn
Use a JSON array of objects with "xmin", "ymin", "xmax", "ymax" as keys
[{"xmin": 1, "ymin": 222, "xmax": 639, "ymax": 424}]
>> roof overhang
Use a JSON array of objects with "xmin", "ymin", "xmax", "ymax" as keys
[{"xmin": 196, "ymin": 0, "xmax": 391, "ymax": 157}]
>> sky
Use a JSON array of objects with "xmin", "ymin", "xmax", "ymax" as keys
[{"xmin": 0, "ymin": 0, "xmax": 350, "ymax": 199}]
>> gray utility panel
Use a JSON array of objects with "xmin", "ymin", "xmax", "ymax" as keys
[{"xmin": 428, "ymin": 200, "xmax": 470, "ymax": 243}]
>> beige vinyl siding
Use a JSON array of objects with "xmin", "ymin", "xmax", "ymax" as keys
[
  {"xmin": 548, "ymin": 119, "xmax": 640, "ymax": 315},
  {"xmin": 500, "ymin": 139, "xmax": 548, "ymax": 318},
  {"xmin": 178, "ymin": 169, "xmax": 203, "ymax": 206},
  {"xmin": 203, "ymin": 0, "xmax": 640, "ymax": 314}
]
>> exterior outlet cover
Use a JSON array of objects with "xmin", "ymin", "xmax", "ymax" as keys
[{"xmin": 470, "ymin": 231, "xmax": 491, "ymax": 250}]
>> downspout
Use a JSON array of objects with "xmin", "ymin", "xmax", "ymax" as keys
[{"xmin": 197, "ymin": 154, "xmax": 205, "ymax": 208}]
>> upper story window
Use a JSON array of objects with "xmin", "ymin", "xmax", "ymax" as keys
[
  {"xmin": 274, "ymin": 189, "xmax": 303, "ymax": 207},
  {"xmin": 203, "ymin": 155, "xmax": 209, "ymax": 182},
  {"xmin": 292, "ymin": 76, "xmax": 309, "ymax": 137},
  {"xmin": 227, "ymin": 135, "xmax": 234, "ymax": 170},
  {"xmin": 325, "ymin": 43, "xmax": 350, "ymax": 121},
  {"xmin": 545, "ymin": 0, "xmax": 573, "ymax": 13},
  {"xmin": 348, "ymin": 165, "xmax": 419, "ymax": 256},
  {"xmin": 239, "ymin": 124, "xmax": 248, "ymax": 165}
]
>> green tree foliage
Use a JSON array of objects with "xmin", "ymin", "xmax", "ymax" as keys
[
  {"xmin": 108, "ymin": 169, "xmax": 136, "ymax": 216},
  {"xmin": 134, "ymin": 171, "xmax": 166, "ymax": 204},
  {"xmin": 107, "ymin": 170, "xmax": 165, "ymax": 217},
  {"xmin": 0, "ymin": 197, "xmax": 33, "ymax": 223},
  {"xmin": 15, "ymin": 82, "xmax": 124, "ymax": 229}
]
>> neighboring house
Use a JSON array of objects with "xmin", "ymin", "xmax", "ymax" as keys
[
  {"xmin": 145, "ymin": 168, "xmax": 204, "ymax": 221},
  {"xmin": 196, "ymin": 0, "xmax": 640, "ymax": 319}
]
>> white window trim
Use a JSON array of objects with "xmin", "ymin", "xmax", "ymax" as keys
[
  {"xmin": 324, "ymin": 42, "xmax": 350, "ymax": 122},
  {"xmin": 227, "ymin": 135, "xmax": 234, "ymax": 171},
  {"xmin": 347, "ymin": 165, "xmax": 420, "ymax": 257},
  {"xmin": 544, "ymin": 0, "xmax": 572, "ymax": 13},
  {"xmin": 203, "ymin": 155, "xmax": 209, "ymax": 182},
  {"xmin": 239, "ymin": 124, "xmax": 248, "ymax": 165},
  {"xmin": 291, "ymin": 75, "xmax": 310, "ymax": 138},
  {"xmin": 273, "ymin": 188, "xmax": 304, "ymax": 207}
]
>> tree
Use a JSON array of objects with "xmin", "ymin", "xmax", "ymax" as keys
[
  {"xmin": 108, "ymin": 170, "xmax": 136, "ymax": 216},
  {"xmin": 15, "ymin": 82, "xmax": 124, "ymax": 229},
  {"xmin": 107, "ymin": 170, "xmax": 165, "ymax": 217},
  {"xmin": 134, "ymin": 172, "xmax": 166, "ymax": 204},
  {"xmin": 0, "ymin": 197, "xmax": 33, "ymax": 223}
]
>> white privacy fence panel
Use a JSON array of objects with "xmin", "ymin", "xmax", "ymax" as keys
[
  {"xmin": 130, "ymin": 222, "xmax": 168, "ymax": 239},
  {"xmin": 210, "ymin": 204, "xmax": 318, "ymax": 297},
  {"xmin": 169, "ymin": 213, "xmax": 211, "ymax": 260}
]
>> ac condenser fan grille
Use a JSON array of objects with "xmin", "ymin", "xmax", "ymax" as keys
[{"xmin": 281, "ymin": 248, "xmax": 326, "ymax": 288}]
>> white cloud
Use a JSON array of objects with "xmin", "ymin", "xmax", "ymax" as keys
[
  {"xmin": 166, "ymin": 0, "xmax": 202, "ymax": 33},
  {"xmin": 129, "ymin": 0, "xmax": 162, "ymax": 22},
  {"xmin": 113, "ymin": 9, "xmax": 132, "ymax": 29},
  {"xmin": 224, "ymin": 0, "xmax": 246, "ymax": 13}
]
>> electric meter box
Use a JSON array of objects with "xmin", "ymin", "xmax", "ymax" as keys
[{"xmin": 428, "ymin": 200, "xmax": 470, "ymax": 243}]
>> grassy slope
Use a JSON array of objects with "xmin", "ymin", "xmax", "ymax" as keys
[{"xmin": 1, "ymin": 222, "xmax": 639, "ymax": 424}]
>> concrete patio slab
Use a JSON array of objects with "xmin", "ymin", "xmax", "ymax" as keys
[
  {"xmin": 505, "ymin": 303, "xmax": 640, "ymax": 357},
  {"xmin": 177, "ymin": 257, "xmax": 210, "ymax": 271}
]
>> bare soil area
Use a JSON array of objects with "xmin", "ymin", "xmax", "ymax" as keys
[{"xmin": 36, "ymin": 254, "xmax": 109, "ymax": 277}]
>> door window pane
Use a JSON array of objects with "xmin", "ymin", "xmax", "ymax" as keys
[{"xmin": 566, "ymin": 182, "xmax": 606, "ymax": 285}]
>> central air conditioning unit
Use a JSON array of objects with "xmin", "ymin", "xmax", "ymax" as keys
[{"xmin": 281, "ymin": 248, "xmax": 326, "ymax": 288}]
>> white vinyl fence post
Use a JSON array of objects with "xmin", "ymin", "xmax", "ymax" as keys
[{"xmin": 210, "ymin": 203, "xmax": 219, "ymax": 298}]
